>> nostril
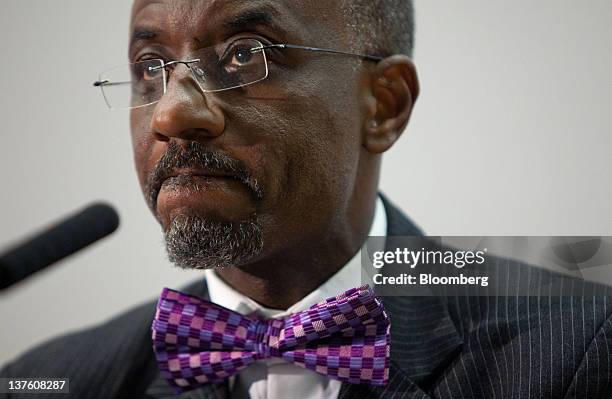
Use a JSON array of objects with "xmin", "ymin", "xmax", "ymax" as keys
[{"xmin": 153, "ymin": 132, "xmax": 170, "ymax": 142}]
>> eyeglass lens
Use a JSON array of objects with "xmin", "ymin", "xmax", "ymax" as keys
[{"xmin": 97, "ymin": 38, "xmax": 268, "ymax": 110}]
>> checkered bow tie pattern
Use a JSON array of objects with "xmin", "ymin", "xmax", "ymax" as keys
[{"xmin": 152, "ymin": 285, "xmax": 391, "ymax": 392}]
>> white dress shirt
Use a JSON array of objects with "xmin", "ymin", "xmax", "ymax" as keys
[{"xmin": 204, "ymin": 197, "xmax": 387, "ymax": 399}]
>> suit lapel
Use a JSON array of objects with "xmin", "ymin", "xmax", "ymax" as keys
[{"xmin": 338, "ymin": 195, "xmax": 463, "ymax": 398}]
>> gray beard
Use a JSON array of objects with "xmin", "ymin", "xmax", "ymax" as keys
[{"xmin": 163, "ymin": 214, "xmax": 263, "ymax": 270}]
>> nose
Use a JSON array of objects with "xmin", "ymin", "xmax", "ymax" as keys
[{"xmin": 150, "ymin": 64, "xmax": 225, "ymax": 142}]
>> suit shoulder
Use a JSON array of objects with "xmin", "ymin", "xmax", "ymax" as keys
[
  {"xmin": 1, "ymin": 297, "xmax": 157, "ymax": 396},
  {"xmin": 448, "ymin": 268, "xmax": 612, "ymax": 314}
]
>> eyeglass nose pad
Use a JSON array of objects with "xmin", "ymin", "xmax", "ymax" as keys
[
  {"xmin": 184, "ymin": 64, "xmax": 208, "ymax": 94},
  {"xmin": 191, "ymin": 66, "xmax": 206, "ymax": 80}
]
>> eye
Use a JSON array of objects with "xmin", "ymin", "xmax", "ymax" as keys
[
  {"xmin": 218, "ymin": 39, "xmax": 264, "ymax": 71},
  {"xmin": 143, "ymin": 64, "xmax": 163, "ymax": 81},
  {"xmin": 232, "ymin": 47, "xmax": 254, "ymax": 65},
  {"xmin": 222, "ymin": 44, "xmax": 257, "ymax": 71},
  {"xmin": 208, "ymin": 38, "xmax": 268, "ymax": 89},
  {"xmin": 132, "ymin": 59, "xmax": 164, "ymax": 82}
]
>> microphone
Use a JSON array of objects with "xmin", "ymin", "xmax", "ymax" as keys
[{"xmin": 0, "ymin": 203, "xmax": 120, "ymax": 290}]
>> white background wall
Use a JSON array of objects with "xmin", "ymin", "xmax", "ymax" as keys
[{"xmin": 1, "ymin": 1, "xmax": 611, "ymax": 364}]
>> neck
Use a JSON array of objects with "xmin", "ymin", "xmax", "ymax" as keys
[{"xmin": 214, "ymin": 194, "xmax": 378, "ymax": 309}]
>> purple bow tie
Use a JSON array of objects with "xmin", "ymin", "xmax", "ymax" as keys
[{"xmin": 151, "ymin": 285, "xmax": 390, "ymax": 392}]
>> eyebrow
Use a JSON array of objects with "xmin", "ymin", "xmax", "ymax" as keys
[
  {"xmin": 131, "ymin": 28, "xmax": 158, "ymax": 44},
  {"xmin": 223, "ymin": 7, "xmax": 288, "ymax": 36},
  {"xmin": 130, "ymin": 5, "xmax": 288, "ymax": 50}
]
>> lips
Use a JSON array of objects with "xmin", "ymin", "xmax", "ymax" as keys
[
  {"xmin": 155, "ymin": 171, "xmax": 257, "ymax": 224},
  {"xmin": 149, "ymin": 168, "xmax": 245, "ymax": 211},
  {"xmin": 158, "ymin": 169, "xmax": 244, "ymax": 194},
  {"xmin": 159, "ymin": 173, "xmax": 241, "ymax": 195}
]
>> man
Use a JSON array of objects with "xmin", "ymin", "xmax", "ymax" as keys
[{"xmin": 2, "ymin": 1, "xmax": 612, "ymax": 398}]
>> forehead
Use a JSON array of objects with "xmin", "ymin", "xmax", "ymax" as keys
[{"xmin": 130, "ymin": 0, "xmax": 346, "ymax": 44}]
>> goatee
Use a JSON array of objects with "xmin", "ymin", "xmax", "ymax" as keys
[{"xmin": 164, "ymin": 214, "xmax": 263, "ymax": 269}]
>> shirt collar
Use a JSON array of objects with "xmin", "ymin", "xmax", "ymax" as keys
[{"xmin": 204, "ymin": 196, "xmax": 387, "ymax": 318}]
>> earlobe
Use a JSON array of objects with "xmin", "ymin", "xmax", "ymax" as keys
[
  {"xmin": 362, "ymin": 55, "xmax": 419, "ymax": 154},
  {"xmin": 364, "ymin": 117, "xmax": 402, "ymax": 154}
]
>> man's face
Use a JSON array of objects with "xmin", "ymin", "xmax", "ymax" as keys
[{"xmin": 130, "ymin": 0, "xmax": 368, "ymax": 268}]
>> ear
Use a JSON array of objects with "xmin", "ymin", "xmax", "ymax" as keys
[{"xmin": 361, "ymin": 55, "xmax": 419, "ymax": 154}]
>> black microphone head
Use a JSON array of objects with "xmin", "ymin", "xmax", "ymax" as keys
[
  {"xmin": 79, "ymin": 202, "xmax": 121, "ymax": 240},
  {"xmin": 0, "ymin": 202, "xmax": 120, "ymax": 290}
]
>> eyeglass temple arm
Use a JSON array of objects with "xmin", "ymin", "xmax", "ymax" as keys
[
  {"xmin": 254, "ymin": 44, "xmax": 383, "ymax": 62},
  {"xmin": 93, "ymin": 80, "xmax": 132, "ymax": 87}
]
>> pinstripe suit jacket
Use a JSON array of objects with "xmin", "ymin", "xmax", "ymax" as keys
[{"xmin": 2, "ymin": 196, "xmax": 612, "ymax": 398}]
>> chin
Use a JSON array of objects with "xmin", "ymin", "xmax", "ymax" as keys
[{"xmin": 163, "ymin": 213, "xmax": 264, "ymax": 269}]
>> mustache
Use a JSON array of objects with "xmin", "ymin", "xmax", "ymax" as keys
[{"xmin": 145, "ymin": 141, "xmax": 263, "ymax": 211}]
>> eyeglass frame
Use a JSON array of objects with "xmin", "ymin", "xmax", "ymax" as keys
[{"xmin": 93, "ymin": 41, "xmax": 384, "ymax": 110}]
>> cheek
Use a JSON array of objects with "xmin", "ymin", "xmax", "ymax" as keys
[
  {"xmin": 294, "ymin": 102, "xmax": 361, "ymax": 205},
  {"xmin": 289, "ymin": 81, "xmax": 362, "ymax": 197},
  {"xmin": 130, "ymin": 108, "xmax": 155, "ymax": 190},
  {"xmin": 238, "ymin": 73, "xmax": 362, "ymax": 211}
]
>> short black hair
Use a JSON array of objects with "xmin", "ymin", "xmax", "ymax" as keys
[{"xmin": 341, "ymin": 0, "xmax": 415, "ymax": 58}]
